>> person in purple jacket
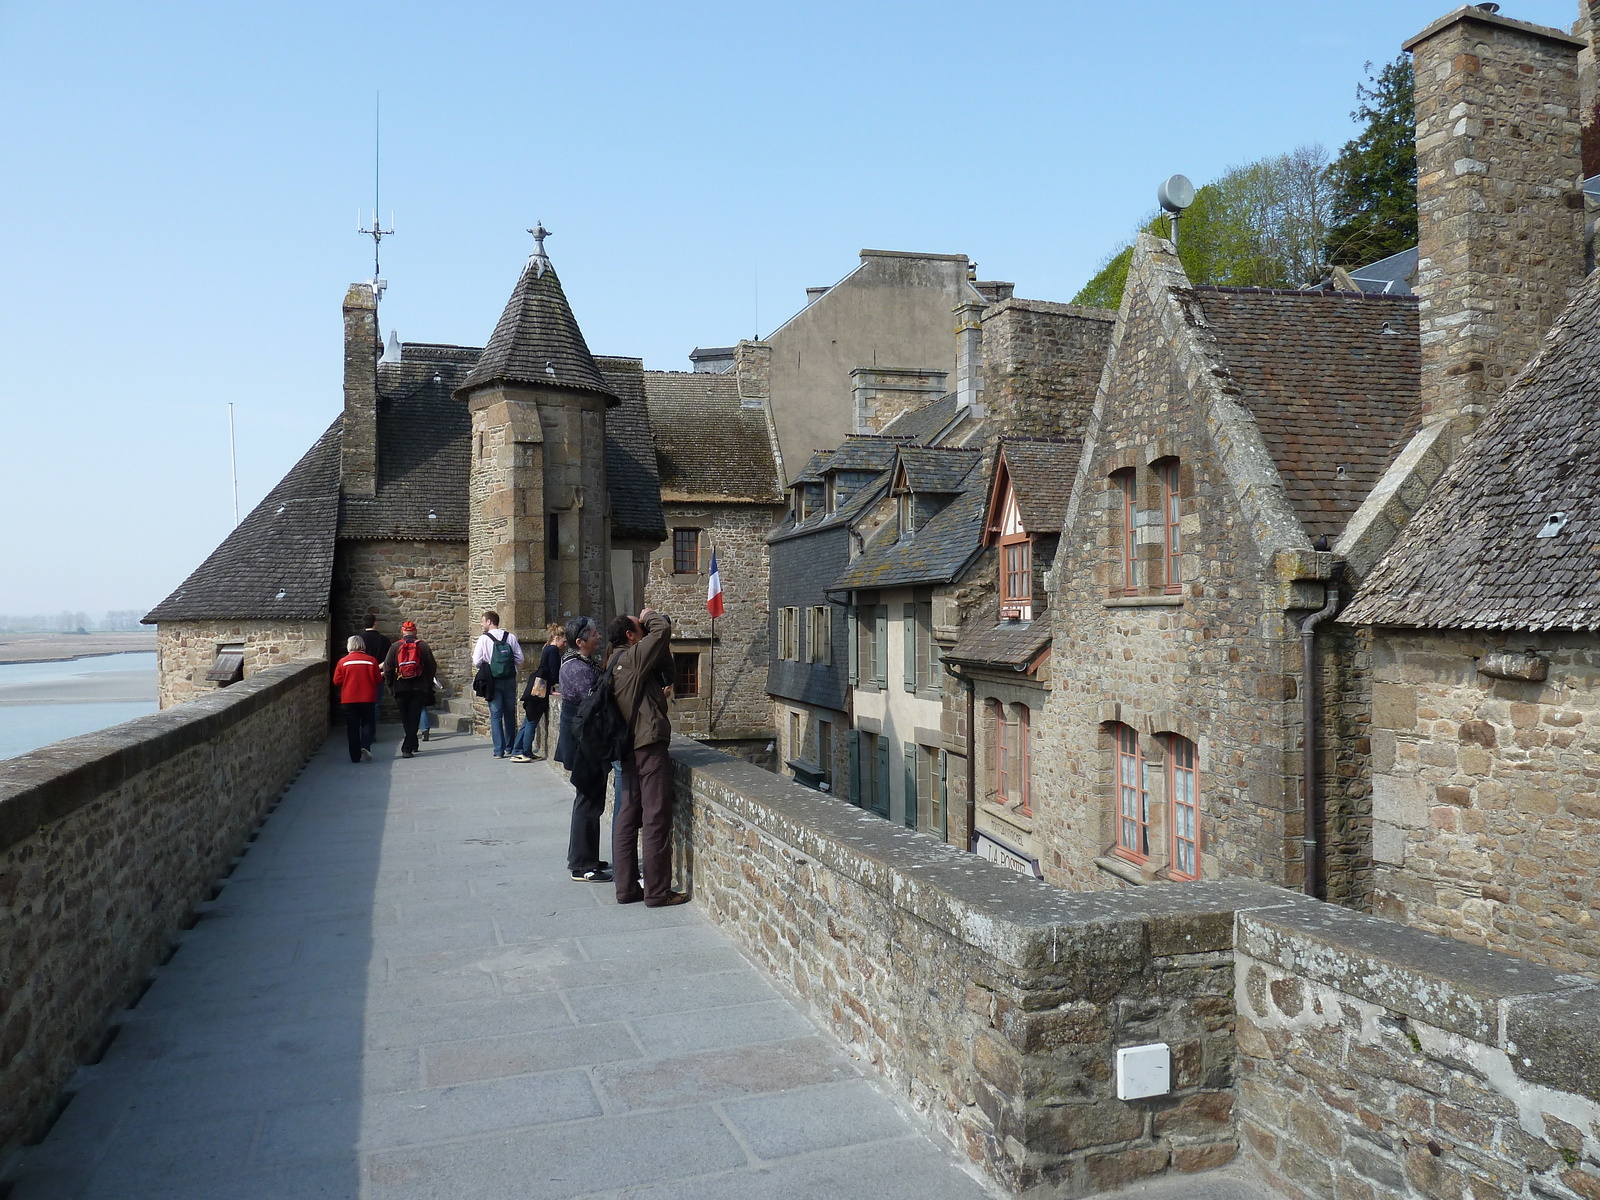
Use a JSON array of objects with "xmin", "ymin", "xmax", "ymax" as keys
[{"xmin": 554, "ymin": 616, "xmax": 611, "ymax": 883}]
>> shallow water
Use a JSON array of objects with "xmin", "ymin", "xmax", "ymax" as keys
[{"xmin": 0, "ymin": 651, "xmax": 158, "ymax": 760}]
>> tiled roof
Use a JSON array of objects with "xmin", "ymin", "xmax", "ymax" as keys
[
  {"xmin": 1193, "ymin": 287, "xmax": 1421, "ymax": 544},
  {"xmin": 822, "ymin": 436, "xmax": 908, "ymax": 474},
  {"xmin": 597, "ymin": 357, "xmax": 668, "ymax": 542},
  {"xmin": 947, "ymin": 610, "xmax": 1052, "ymax": 671},
  {"xmin": 339, "ymin": 344, "xmax": 475, "ymax": 540},
  {"xmin": 1341, "ymin": 272, "xmax": 1600, "ymax": 632},
  {"xmin": 830, "ymin": 458, "xmax": 986, "ymax": 590},
  {"xmin": 880, "ymin": 392, "xmax": 965, "ymax": 444},
  {"xmin": 792, "ymin": 451, "xmax": 833, "ymax": 484},
  {"xmin": 898, "ymin": 446, "xmax": 981, "ymax": 494},
  {"xmin": 145, "ymin": 422, "xmax": 341, "ymax": 623},
  {"xmin": 642, "ymin": 371, "xmax": 782, "ymax": 503},
  {"xmin": 458, "ymin": 258, "xmax": 617, "ymax": 401},
  {"xmin": 999, "ymin": 438, "xmax": 1080, "ymax": 536},
  {"xmin": 768, "ymin": 470, "xmax": 889, "ymax": 545}
]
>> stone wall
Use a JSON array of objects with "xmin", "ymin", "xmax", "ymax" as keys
[
  {"xmin": 646, "ymin": 501, "xmax": 779, "ymax": 740},
  {"xmin": 1236, "ymin": 902, "xmax": 1600, "ymax": 1200},
  {"xmin": 331, "ymin": 539, "xmax": 470, "ymax": 719},
  {"xmin": 980, "ymin": 299, "xmax": 1114, "ymax": 440},
  {"xmin": 154, "ymin": 619, "xmax": 328, "ymax": 709},
  {"xmin": 1367, "ymin": 628, "xmax": 1600, "ymax": 977},
  {"xmin": 0, "ymin": 660, "xmax": 328, "ymax": 1157}
]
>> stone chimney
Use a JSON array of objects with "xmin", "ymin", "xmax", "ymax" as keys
[
  {"xmin": 341, "ymin": 283, "xmax": 379, "ymax": 498},
  {"xmin": 1404, "ymin": 6, "xmax": 1586, "ymax": 441},
  {"xmin": 954, "ymin": 298, "xmax": 985, "ymax": 415},
  {"xmin": 734, "ymin": 340, "xmax": 771, "ymax": 411}
]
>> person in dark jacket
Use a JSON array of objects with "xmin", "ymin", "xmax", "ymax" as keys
[
  {"xmin": 382, "ymin": 620, "xmax": 438, "ymax": 759},
  {"xmin": 608, "ymin": 608, "xmax": 685, "ymax": 907},
  {"xmin": 358, "ymin": 614, "xmax": 391, "ymax": 734},
  {"xmin": 555, "ymin": 616, "xmax": 610, "ymax": 882},
  {"xmin": 332, "ymin": 635, "xmax": 382, "ymax": 763},
  {"xmin": 511, "ymin": 624, "xmax": 565, "ymax": 762}
]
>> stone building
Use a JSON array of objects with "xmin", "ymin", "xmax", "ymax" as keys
[
  {"xmin": 146, "ymin": 244, "xmax": 666, "ymax": 714},
  {"xmin": 1339, "ymin": 267, "xmax": 1600, "ymax": 979}
]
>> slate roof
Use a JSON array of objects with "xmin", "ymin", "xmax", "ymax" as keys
[
  {"xmin": 792, "ymin": 452, "xmax": 833, "ymax": 485},
  {"xmin": 339, "ymin": 344, "xmax": 475, "ymax": 540},
  {"xmin": 642, "ymin": 371, "xmax": 782, "ymax": 503},
  {"xmin": 458, "ymin": 258, "xmax": 617, "ymax": 401},
  {"xmin": 1341, "ymin": 271, "xmax": 1600, "ymax": 632},
  {"xmin": 145, "ymin": 422, "xmax": 341, "ymax": 623},
  {"xmin": 998, "ymin": 438, "xmax": 1080, "ymax": 537},
  {"xmin": 1193, "ymin": 287, "xmax": 1421, "ymax": 544},
  {"xmin": 822, "ymin": 437, "xmax": 909, "ymax": 474},
  {"xmin": 1349, "ymin": 247, "xmax": 1417, "ymax": 296},
  {"xmin": 898, "ymin": 446, "xmax": 981, "ymax": 494},
  {"xmin": 596, "ymin": 357, "xmax": 668, "ymax": 542},
  {"xmin": 830, "ymin": 456, "xmax": 986, "ymax": 591},
  {"xmin": 880, "ymin": 392, "xmax": 966, "ymax": 444},
  {"xmin": 946, "ymin": 610, "xmax": 1052, "ymax": 671},
  {"xmin": 768, "ymin": 468, "xmax": 890, "ymax": 545}
]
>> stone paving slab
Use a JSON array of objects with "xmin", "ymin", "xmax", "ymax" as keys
[{"xmin": 5, "ymin": 730, "xmax": 997, "ymax": 1200}]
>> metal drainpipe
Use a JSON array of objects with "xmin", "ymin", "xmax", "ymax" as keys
[
  {"xmin": 965, "ymin": 677, "xmax": 978, "ymax": 852},
  {"xmin": 1300, "ymin": 568, "xmax": 1342, "ymax": 899}
]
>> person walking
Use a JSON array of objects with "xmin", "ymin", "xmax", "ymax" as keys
[
  {"xmin": 609, "ymin": 608, "xmax": 686, "ymax": 907},
  {"xmin": 332, "ymin": 635, "xmax": 382, "ymax": 763},
  {"xmin": 358, "ymin": 615, "xmax": 391, "ymax": 735},
  {"xmin": 553, "ymin": 616, "xmax": 611, "ymax": 882},
  {"xmin": 383, "ymin": 620, "xmax": 438, "ymax": 759},
  {"xmin": 511, "ymin": 624, "xmax": 565, "ymax": 762},
  {"xmin": 472, "ymin": 611, "xmax": 523, "ymax": 758}
]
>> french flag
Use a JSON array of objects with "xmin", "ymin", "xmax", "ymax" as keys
[{"xmin": 706, "ymin": 550, "xmax": 725, "ymax": 618}]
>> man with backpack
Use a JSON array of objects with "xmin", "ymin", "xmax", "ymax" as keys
[
  {"xmin": 383, "ymin": 620, "xmax": 438, "ymax": 758},
  {"xmin": 471, "ymin": 611, "xmax": 524, "ymax": 758}
]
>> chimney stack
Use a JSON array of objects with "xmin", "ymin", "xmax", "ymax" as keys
[
  {"xmin": 1404, "ymin": 6, "xmax": 1586, "ymax": 442},
  {"xmin": 341, "ymin": 283, "xmax": 380, "ymax": 498},
  {"xmin": 954, "ymin": 298, "xmax": 985, "ymax": 415}
]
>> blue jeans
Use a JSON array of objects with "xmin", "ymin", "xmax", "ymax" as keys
[
  {"xmin": 512, "ymin": 718, "xmax": 535, "ymax": 757},
  {"xmin": 372, "ymin": 681, "xmax": 384, "ymax": 733},
  {"xmin": 488, "ymin": 676, "xmax": 518, "ymax": 755}
]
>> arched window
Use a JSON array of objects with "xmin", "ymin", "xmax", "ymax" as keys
[
  {"xmin": 1016, "ymin": 704, "xmax": 1032, "ymax": 816},
  {"xmin": 1157, "ymin": 459, "xmax": 1182, "ymax": 593},
  {"xmin": 1113, "ymin": 723, "xmax": 1148, "ymax": 862},
  {"xmin": 1167, "ymin": 735, "xmax": 1199, "ymax": 879}
]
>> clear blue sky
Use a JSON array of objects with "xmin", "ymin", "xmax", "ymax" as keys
[{"xmin": 0, "ymin": 1, "xmax": 1579, "ymax": 616}]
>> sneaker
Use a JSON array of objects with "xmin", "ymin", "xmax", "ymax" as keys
[
  {"xmin": 571, "ymin": 868, "xmax": 614, "ymax": 883},
  {"xmin": 361, "ymin": 748, "xmax": 373, "ymax": 762},
  {"xmin": 529, "ymin": 751, "xmax": 544, "ymax": 760},
  {"xmin": 510, "ymin": 754, "xmax": 534, "ymax": 763}
]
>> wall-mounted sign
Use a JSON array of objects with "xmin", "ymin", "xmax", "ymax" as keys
[{"xmin": 974, "ymin": 830, "xmax": 1042, "ymax": 879}]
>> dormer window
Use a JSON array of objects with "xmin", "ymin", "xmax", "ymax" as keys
[
  {"xmin": 898, "ymin": 491, "xmax": 915, "ymax": 536},
  {"xmin": 997, "ymin": 485, "xmax": 1031, "ymax": 621}
]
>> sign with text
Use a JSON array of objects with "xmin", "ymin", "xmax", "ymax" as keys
[{"xmin": 974, "ymin": 831, "xmax": 1042, "ymax": 879}]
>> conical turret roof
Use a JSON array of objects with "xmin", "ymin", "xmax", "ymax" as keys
[{"xmin": 458, "ymin": 252, "xmax": 618, "ymax": 403}]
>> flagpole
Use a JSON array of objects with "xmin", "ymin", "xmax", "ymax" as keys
[{"xmin": 708, "ymin": 611, "xmax": 716, "ymax": 738}]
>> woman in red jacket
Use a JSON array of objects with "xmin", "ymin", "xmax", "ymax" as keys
[{"xmin": 332, "ymin": 635, "xmax": 382, "ymax": 763}]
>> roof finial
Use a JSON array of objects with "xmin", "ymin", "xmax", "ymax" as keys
[{"xmin": 527, "ymin": 221, "xmax": 551, "ymax": 278}]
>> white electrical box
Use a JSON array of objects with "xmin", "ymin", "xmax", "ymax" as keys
[{"xmin": 1115, "ymin": 1043, "xmax": 1171, "ymax": 1100}]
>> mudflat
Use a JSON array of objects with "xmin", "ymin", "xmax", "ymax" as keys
[{"xmin": 0, "ymin": 632, "xmax": 157, "ymax": 665}]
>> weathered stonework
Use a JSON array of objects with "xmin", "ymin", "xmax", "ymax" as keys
[
  {"xmin": 1366, "ymin": 629, "xmax": 1600, "ymax": 977},
  {"xmin": 0, "ymin": 661, "xmax": 328, "ymax": 1155},
  {"xmin": 850, "ymin": 367, "xmax": 950, "ymax": 434},
  {"xmin": 155, "ymin": 619, "xmax": 328, "ymax": 709},
  {"xmin": 980, "ymin": 300, "xmax": 1115, "ymax": 440}
]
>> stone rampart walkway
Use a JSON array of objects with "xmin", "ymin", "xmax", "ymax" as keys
[{"xmin": 10, "ymin": 730, "xmax": 993, "ymax": 1200}]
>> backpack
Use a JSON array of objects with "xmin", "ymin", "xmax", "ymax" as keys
[
  {"xmin": 488, "ymin": 632, "xmax": 516, "ymax": 679},
  {"xmin": 569, "ymin": 663, "xmax": 633, "ymax": 793},
  {"xmin": 395, "ymin": 639, "xmax": 422, "ymax": 679}
]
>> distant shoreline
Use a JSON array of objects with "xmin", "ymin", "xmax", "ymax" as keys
[{"xmin": 0, "ymin": 632, "xmax": 157, "ymax": 666}]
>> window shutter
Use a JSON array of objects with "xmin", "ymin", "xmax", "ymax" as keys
[
  {"xmin": 903, "ymin": 742, "xmax": 917, "ymax": 830},
  {"xmin": 847, "ymin": 605, "xmax": 858, "ymax": 685},
  {"xmin": 874, "ymin": 606, "xmax": 888, "ymax": 688},
  {"xmin": 937, "ymin": 749, "xmax": 949, "ymax": 843},
  {"xmin": 902, "ymin": 604, "xmax": 917, "ymax": 691},
  {"xmin": 848, "ymin": 730, "xmax": 861, "ymax": 807},
  {"xmin": 922, "ymin": 603, "xmax": 937, "ymax": 690},
  {"xmin": 875, "ymin": 736, "xmax": 891, "ymax": 818}
]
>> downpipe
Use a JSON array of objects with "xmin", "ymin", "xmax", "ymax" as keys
[{"xmin": 1300, "ymin": 568, "xmax": 1342, "ymax": 899}]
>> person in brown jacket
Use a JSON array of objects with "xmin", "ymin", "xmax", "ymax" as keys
[{"xmin": 607, "ymin": 608, "xmax": 687, "ymax": 907}]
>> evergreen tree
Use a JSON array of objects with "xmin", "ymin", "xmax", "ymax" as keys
[{"xmin": 1323, "ymin": 56, "xmax": 1416, "ymax": 268}]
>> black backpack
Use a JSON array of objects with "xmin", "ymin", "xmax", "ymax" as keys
[{"xmin": 569, "ymin": 663, "xmax": 633, "ymax": 793}]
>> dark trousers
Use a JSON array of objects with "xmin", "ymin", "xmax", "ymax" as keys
[
  {"xmin": 615, "ymin": 741, "xmax": 674, "ymax": 904},
  {"xmin": 567, "ymin": 782, "xmax": 607, "ymax": 873},
  {"xmin": 342, "ymin": 703, "xmax": 375, "ymax": 762},
  {"xmin": 394, "ymin": 692, "xmax": 427, "ymax": 754}
]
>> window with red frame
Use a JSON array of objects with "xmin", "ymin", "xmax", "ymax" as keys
[
  {"xmin": 992, "ymin": 701, "xmax": 1009, "ymax": 803},
  {"xmin": 1016, "ymin": 704, "xmax": 1032, "ymax": 816},
  {"xmin": 1160, "ymin": 460, "xmax": 1182, "ymax": 593},
  {"xmin": 1002, "ymin": 539, "xmax": 1031, "ymax": 609},
  {"xmin": 1114, "ymin": 470, "xmax": 1137, "ymax": 595},
  {"xmin": 1168, "ymin": 735, "xmax": 1199, "ymax": 879},
  {"xmin": 1114, "ymin": 723, "xmax": 1149, "ymax": 862}
]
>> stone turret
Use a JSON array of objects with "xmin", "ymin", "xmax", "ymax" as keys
[
  {"xmin": 1404, "ymin": 6, "xmax": 1586, "ymax": 444},
  {"xmin": 454, "ymin": 232, "xmax": 617, "ymax": 639},
  {"xmin": 340, "ymin": 283, "xmax": 379, "ymax": 498}
]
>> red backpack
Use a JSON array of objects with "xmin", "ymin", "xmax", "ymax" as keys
[{"xmin": 395, "ymin": 639, "xmax": 422, "ymax": 679}]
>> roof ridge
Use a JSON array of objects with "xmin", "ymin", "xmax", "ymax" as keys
[{"xmin": 1191, "ymin": 284, "xmax": 1419, "ymax": 303}]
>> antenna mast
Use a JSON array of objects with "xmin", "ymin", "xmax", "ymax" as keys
[
  {"xmin": 228, "ymin": 402, "xmax": 239, "ymax": 527},
  {"xmin": 357, "ymin": 93, "xmax": 393, "ymax": 293}
]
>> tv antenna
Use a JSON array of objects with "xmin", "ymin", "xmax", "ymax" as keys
[{"xmin": 357, "ymin": 93, "xmax": 394, "ymax": 296}]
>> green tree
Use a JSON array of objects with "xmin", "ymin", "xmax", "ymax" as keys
[{"xmin": 1323, "ymin": 56, "xmax": 1416, "ymax": 268}]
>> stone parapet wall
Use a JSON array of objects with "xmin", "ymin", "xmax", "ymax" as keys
[
  {"xmin": 1236, "ymin": 902, "xmax": 1600, "ymax": 1200},
  {"xmin": 0, "ymin": 661, "xmax": 328, "ymax": 1156},
  {"xmin": 155, "ymin": 619, "xmax": 328, "ymax": 709},
  {"xmin": 980, "ymin": 299, "xmax": 1114, "ymax": 440}
]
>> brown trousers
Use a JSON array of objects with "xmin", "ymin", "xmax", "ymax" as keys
[{"xmin": 615, "ymin": 741, "xmax": 674, "ymax": 904}]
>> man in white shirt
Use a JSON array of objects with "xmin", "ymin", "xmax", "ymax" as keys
[{"xmin": 472, "ymin": 610, "xmax": 524, "ymax": 757}]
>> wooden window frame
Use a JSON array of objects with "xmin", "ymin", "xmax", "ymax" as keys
[
  {"xmin": 1001, "ymin": 536, "xmax": 1032, "ymax": 613},
  {"xmin": 898, "ymin": 491, "xmax": 915, "ymax": 536},
  {"xmin": 1017, "ymin": 704, "xmax": 1032, "ymax": 817},
  {"xmin": 672, "ymin": 652, "xmax": 700, "ymax": 698},
  {"xmin": 1114, "ymin": 723, "xmax": 1149, "ymax": 864},
  {"xmin": 1115, "ymin": 470, "xmax": 1138, "ymax": 595},
  {"xmin": 1168, "ymin": 734, "xmax": 1200, "ymax": 880},
  {"xmin": 993, "ymin": 700, "xmax": 1010, "ymax": 804},
  {"xmin": 672, "ymin": 528, "xmax": 701, "ymax": 575},
  {"xmin": 1160, "ymin": 459, "xmax": 1182, "ymax": 595},
  {"xmin": 809, "ymin": 606, "xmax": 831, "ymax": 663},
  {"xmin": 817, "ymin": 720, "xmax": 832, "ymax": 787}
]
